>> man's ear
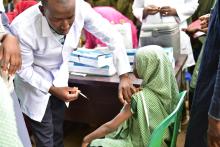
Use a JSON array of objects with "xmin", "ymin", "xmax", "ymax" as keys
[{"xmin": 39, "ymin": 5, "xmax": 45, "ymax": 16}]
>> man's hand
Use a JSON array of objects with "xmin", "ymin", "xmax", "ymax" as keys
[
  {"xmin": 208, "ymin": 116, "xmax": 220, "ymax": 147},
  {"xmin": 49, "ymin": 86, "xmax": 80, "ymax": 102},
  {"xmin": 143, "ymin": 5, "xmax": 160, "ymax": 19},
  {"xmin": 118, "ymin": 73, "xmax": 136, "ymax": 104},
  {"xmin": 160, "ymin": 6, "xmax": 177, "ymax": 16},
  {"xmin": 182, "ymin": 27, "xmax": 200, "ymax": 37},
  {"xmin": 0, "ymin": 34, "xmax": 21, "ymax": 75}
]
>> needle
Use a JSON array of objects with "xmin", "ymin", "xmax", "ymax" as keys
[{"xmin": 79, "ymin": 92, "xmax": 89, "ymax": 100}]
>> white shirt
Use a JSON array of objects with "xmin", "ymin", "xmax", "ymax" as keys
[
  {"xmin": 10, "ymin": 1, "xmax": 131, "ymax": 122},
  {"xmin": 132, "ymin": 0, "xmax": 198, "ymax": 68},
  {"xmin": 132, "ymin": 0, "xmax": 198, "ymax": 28}
]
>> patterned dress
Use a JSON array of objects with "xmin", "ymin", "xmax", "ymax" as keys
[
  {"xmin": 90, "ymin": 45, "xmax": 179, "ymax": 147},
  {"xmin": 0, "ymin": 77, "xmax": 23, "ymax": 146}
]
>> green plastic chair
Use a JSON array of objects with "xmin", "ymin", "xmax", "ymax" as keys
[{"xmin": 148, "ymin": 91, "xmax": 187, "ymax": 147}]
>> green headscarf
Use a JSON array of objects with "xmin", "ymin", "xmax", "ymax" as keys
[
  {"xmin": 135, "ymin": 45, "xmax": 179, "ymax": 114},
  {"xmin": 132, "ymin": 45, "xmax": 179, "ymax": 146},
  {"xmin": 0, "ymin": 77, "xmax": 23, "ymax": 147},
  {"xmin": 90, "ymin": 45, "xmax": 179, "ymax": 147}
]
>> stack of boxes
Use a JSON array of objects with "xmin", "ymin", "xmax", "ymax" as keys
[
  {"xmin": 69, "ymin": 48, "xmax": 116, "ymax": 76},
  {"xmin": 68, "ymin": 47, "xmax": 173, "ymax": 76}
]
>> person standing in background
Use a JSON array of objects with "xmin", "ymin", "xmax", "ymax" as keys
[
  {"xmin": 183, "ymin": 12, "xmax": 212, "ymax": 110},
  {"xmin": 132, "ymin": 0, "xmax": 198, "ymax": 69},
  {"xmin": 184, "ymin": 0, "xmax": 220, "ymax": 146}
]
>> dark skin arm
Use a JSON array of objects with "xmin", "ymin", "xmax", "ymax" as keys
[
  {"xmin": 182, "ymin": 13, "xmax": 210, "ymax": 37},
  {"xmin": 143, "ymin": 5, "xmax": 160, "ymax": 19},
  {"xmin": 49, "ymin": 86, "xmax": 80, "ymax": 102},
  {"xmin": 82, "ymin": 103, "xmax": 132, "ymax": 147},
  {"xmin": 142, "ymin": 5, "xmax": 178, "ymax": 19},
  {"xmin": 208, "ymin": 116, "xmax": 220, "ymax": 147},
  {"xmin": 182, "ymin": 27, "xmax": 200, "ymax": 36},
  {"xmin": 0, "ymin": 34, "xmax": 22, "ymax": 75}
]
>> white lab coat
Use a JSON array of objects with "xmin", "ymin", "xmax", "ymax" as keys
[
  {"xmin": 133, "ymin": 0, "xmax": 199, "ymax": 68},
  {"xmin": 10, "ymin": 1, "xmax": 131, "ymax": 122}
]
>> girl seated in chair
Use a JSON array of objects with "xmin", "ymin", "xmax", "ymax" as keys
[{"xmin": 82, "ymin": 45, "xmax": 179, "ymax": 147}]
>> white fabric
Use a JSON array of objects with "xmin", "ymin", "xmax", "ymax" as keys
[
  {"xmin": 0, "ymin": 0, "xmax": 5, "ymax": 12},
  {"xmin": 10, "ymin": 1, "xmax": 131, "ymax": 122},
  {"xmin": 114, "ymin": 23, "xmax": 133, "ymax": 49},
  {"xmin": 132, "ymin": 0, "xmax": 199, "ymax": 68}
]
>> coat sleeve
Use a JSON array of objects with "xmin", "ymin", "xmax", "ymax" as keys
[{"xmin": 10, "ymin": 24, "xmax": 52, "ymax": 94}]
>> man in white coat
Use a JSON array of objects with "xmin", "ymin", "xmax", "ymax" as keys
[{"xmin": 10, "ymin": 0, "xmax": 136, "ymax": 146}]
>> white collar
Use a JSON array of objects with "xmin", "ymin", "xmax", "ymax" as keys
[{"xmin": 41, "ymin": 16, "xmax": 54, "ymax": 37}]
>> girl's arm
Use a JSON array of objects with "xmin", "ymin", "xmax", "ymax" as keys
[{"xmin": 82, "ymin": 104, "xmax": 132, "ymax": 147}]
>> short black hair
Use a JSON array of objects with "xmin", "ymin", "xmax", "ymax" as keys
[{"xmin": 40, "ymin": 0, "xmax": 68, "ymax": 6}]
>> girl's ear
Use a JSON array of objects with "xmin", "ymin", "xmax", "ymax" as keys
[{"xmin": 39, "ymin": 5, "xmax": 45, "ymax": 16}]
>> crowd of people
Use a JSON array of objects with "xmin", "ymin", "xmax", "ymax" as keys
[{"xmin": 1, "ymin": 0, "xmax": 220, "ymax": 147}]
